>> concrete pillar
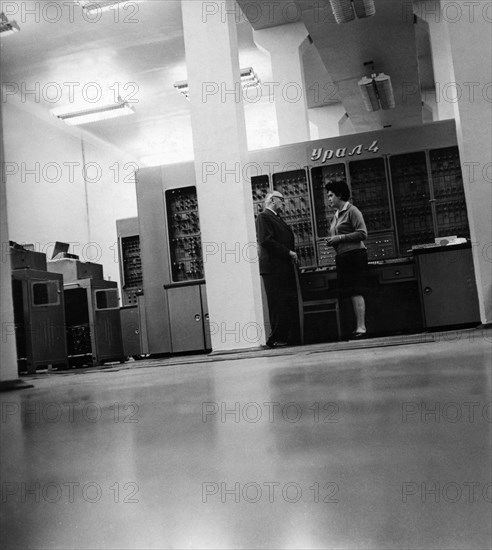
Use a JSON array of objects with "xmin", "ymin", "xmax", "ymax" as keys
[
  {"xmin": 0, "ymin": 96, "xmax": 21, "ymax": 387},
  {"xmin": 309, "ymin": 104, "xmax": 347, "ymax": 139},
  {"xmin": 254, "ymin": 22, "xmax": 311, "ymax": 145},
  {"xmin": 338, "ymin": 112, "xmax": 356, "ymax": 136},
  {"xmin": 417, "ymin": 2, "xmax": 456, "ymax": 120},
  {"xmin": 181, "ymin": 0, "xmax": 264, "ymax": 351},
  {"xmin": 441, "ymin": 1, "xmax": 492, "ymax": 324}
]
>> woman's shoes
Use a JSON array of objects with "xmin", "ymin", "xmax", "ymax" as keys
[
  {"xmin": 350, "ymin": 331, "xmax": 367, "ymax": 339},
  {"xmin": 265, "ymin": 341, "xmax": 288, "ymax": 349}
]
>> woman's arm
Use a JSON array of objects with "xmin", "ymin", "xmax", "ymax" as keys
[{"xmin": 340, "ymin": 208, "xmax": 367, "ymax": 242}]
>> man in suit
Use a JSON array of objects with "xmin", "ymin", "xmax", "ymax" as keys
[{"xmin": 256, "ymin": 191, "xmax": 299, "ymax": 348}]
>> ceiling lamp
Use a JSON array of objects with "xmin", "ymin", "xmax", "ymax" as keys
[
  {"xmin": 358, "ymin": 73, "xmax": 395, "ymax": 111},
  {"xmin": 173, "ymin": 80, "xmax": 190, "ymax": 100},
  {"xmin": 240, "ymin": 67, "xmax": 261, "ymax": 89},
  {"xmin": 374, "ymin": 73, "xmax": 395, "ymax": 110},
  {"xmin": 328, "ymin": 0, "xmax": 375, "ymax": 23},
  {"xmin": 174, "ymin": 67, "xmax": 260, "ymax": 100},
  {"xmin": 358, "ymin": 76, "xmax": 380, "ymax": 111},
  {"xmin": 0, "ymin": 12, "xmax": 20, "ymax": 35},
  {"xmin": 52, "ymin": 97, "xmax": 135, "ymax": 126},
  {"xmin": 352, "ymin": 0, "xmax": 376, "ymax": 18},
  {"xmin": 77, "ymin": 0, "xmax": 144, "ymax": 15}
]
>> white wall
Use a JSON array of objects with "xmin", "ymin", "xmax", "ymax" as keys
[
  {"xmin": 78, "ymin": 138, "xmax": 139, "ymax": 284},
  {"xmin": 3, "ymin": 101, "xmax": 138, "ymax": 287}
]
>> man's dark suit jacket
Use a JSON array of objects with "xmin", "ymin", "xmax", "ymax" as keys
[{"xmin": 256, "ymin": 208, "xmax": 295, "ymax": 275}]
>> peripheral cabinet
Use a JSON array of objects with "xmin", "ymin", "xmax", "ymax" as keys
[
  {"xmin": 47, "ymin": 259, "xmax": 103, "ymax": 283},
  {"xmin": 363, "ymin": 263, "xmax": 423, "ymax": 336},
  {"xmin": 120, "ymin": 296, "xmax": 149, "ymax": 358},
  {"xmin": 12, "ymin": 269, "xmax": 68, "ymax": 374},
  {"xmin": 414, "ymin": 244, "xmax": 480, "ymax": 329},
  {"xmin": 10, "ymin": 246, "xmax": 47, "ymax": 271},
  {"xmin": 120, "ymin": 305, "xmax": 142, "ymax": 357}
]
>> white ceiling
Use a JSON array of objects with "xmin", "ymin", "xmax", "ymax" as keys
[
  {"xmin": 239, "ymin": 0, "xmax": 434, "ymax": 132},
  {"xmin": 1, "ymin": 0, "xmax": 434, "ymax": 164}
]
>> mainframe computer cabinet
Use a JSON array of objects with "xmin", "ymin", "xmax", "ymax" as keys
[
  {"xmin": 248, "ymin": 120, "xmax": 473, "ymax": 338},
  {"xmin": 116, "ymin": 217, "xmax": 143, "ymax": 306},
  {"xmin": 250, "ymin": 119, "xmax": 470, "ymax": 265},
  {"xmin": 136, "ymin": 163, "xmax": 211, "ymax": 355}
]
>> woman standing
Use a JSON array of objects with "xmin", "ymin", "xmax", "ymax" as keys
[{"xmin": 325, "ymin": 180, "xmax": 368, "ymax": 339}]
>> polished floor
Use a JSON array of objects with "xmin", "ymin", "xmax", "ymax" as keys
[{"xmin": 1, "ymin": 328, "xmax": 491, "ymax": 550}]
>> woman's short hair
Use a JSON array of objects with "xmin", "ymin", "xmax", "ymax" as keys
[{"xmin": 325, "ymin": 180, "xmax": 351, "ymax": 201}]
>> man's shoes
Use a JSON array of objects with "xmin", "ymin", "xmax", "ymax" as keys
[
  {"xmin": 265, "ymin": 341, "xmax": 289, "ymax": 349},
  {"xmin": 350, "ymin": 331, "xmax": 367, "ymax": 340}
]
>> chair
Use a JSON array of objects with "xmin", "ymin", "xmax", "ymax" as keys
[{"xmin": 294, "ymin": 267, "xmax": 341, "ymax": 344}]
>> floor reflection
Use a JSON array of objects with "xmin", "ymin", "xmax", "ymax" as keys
[{"xmin": 1, "ymin": 332, "xmax": 491, "ymax": 549}]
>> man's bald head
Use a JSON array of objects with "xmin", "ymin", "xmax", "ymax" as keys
[{"xmin": 265, "ymin": 191, "xmax": 285, "ymax": 212}]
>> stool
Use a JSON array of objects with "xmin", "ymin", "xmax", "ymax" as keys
[{"xmin": 294, "ymin": 267, "xmax": 341, "ymax": 344}]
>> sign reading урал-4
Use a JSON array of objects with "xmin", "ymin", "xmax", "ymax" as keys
[{"xmin": 311, "ymin": 140, "xmax": 380, "ymax": 163}]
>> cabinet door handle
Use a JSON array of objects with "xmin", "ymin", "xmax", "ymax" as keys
[
  {"xmin": 394, "ymin": 270, "xmax": 401, "ymax": 276},
  {"xmin": 194, "ymin": 314, "xmax": 201, "ymax": 321},
  {"xmin": 424, "ymin": 286, "xmax": 432, "ymax": 295}
]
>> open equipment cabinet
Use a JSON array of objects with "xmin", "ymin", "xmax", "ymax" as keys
[{"xmin": 63, "ymin": 279, "xmax": 125, "ymax": 367}]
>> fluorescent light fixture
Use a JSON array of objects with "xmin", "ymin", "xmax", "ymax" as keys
[
  {"xmin": 328, "ymin": 0, "xmax": 375, "ymax": 23},
  {"xmin": 358, "ymin": 73, "xmax": 395, "ymax": 111},
  {"xmin": 174, "ymin": 80, "xmax": 190, "ymax": 100},
  {"xmin": 77, "ymin": 0, "xmax": 144, "ymax": 15},
  {"xmin": 240, "ymin": 67, "xmax": 260, "ymax": 89},
  {"xmin": 52, "ymin": 98, "xmax": 135, "ymax": 126},
  {"xmin": 374, "ymin": 73, "xmax": 395, "ymax": 110},
  {"xmin": 0, "ymin": 12, "xmax": 20, "ymax": 35},
  {"xmin": 352, "ymin": 0, "xmax": 376, "ymax": 18},
  {"xmin": 174, "ymin": 67, "xmax": 260, "ymax": 100},
  {"xmin": 358, "ymin": 76, "xmax": 380, "ymax": 111},
  {"xmin": 328, "ymin": 0, "xmax": 355, "ymax": 24}
]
